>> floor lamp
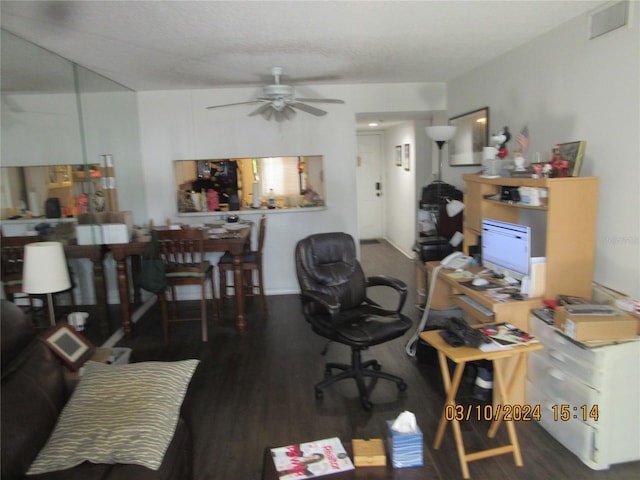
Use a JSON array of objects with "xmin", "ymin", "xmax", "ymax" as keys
[
  {"xmin": 22, "ymin": 242, "xmax": 71, "ymax": 327},
  {"xmin": 425, "ymin": 125, "xmax": 457, "ymax": 182},
  {"xmin": 425, "ymin": 125, "xmax": 459, "ymax": 248}
]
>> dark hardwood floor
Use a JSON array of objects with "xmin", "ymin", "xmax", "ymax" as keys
[{"xmin": 108, "ymin": 240, "xmax": 639, "ymax": 480}]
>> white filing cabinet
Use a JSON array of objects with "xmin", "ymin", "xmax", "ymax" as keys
[{"xmin": 526, "ymin": 314, "xmax": 640, "ymax": 469}]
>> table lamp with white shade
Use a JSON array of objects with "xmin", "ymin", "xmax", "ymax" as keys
[{"xmin": 22, "ymin": 242, "xmax": 71, "ymax": 326}]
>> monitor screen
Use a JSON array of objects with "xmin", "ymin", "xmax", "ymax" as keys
[{"xmin": 481, "ymin": 219, "xmax": 531, "ymax": 281}]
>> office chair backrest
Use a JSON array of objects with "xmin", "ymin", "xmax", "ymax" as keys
[{"xmin": 295, "ymin": 232, "xmax": 366, "ymax": 310}]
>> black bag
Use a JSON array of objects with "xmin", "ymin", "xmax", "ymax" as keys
[{"xmin": 139, "ymin": 231, "xmax": 166, "ymax": 294}]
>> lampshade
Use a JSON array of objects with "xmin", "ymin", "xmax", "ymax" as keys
[
  {"xmin": 425, "ymin": 125, "xmax": 458, "ymax": 142},
  {"xmin": 23, "ymin": 242, "xmax": 71, "ymax": 294},
  {"xmin": 446, "ymin": 199, "xmax": 465, "ymax": 217}
]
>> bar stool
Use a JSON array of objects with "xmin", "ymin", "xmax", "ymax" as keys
[{"xmin": 217, "ymin": 215, "xmax": 267, "ymax": 317}]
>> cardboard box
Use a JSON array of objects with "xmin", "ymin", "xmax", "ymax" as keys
[
  {"xmin": 386, "ymin": 421, "xmax": 423, "ymax": 468},
  {"xmin": 77, "ymin": 211, "xmax": 133, "ymax": 236},
  {"xmin": 554, "ymin": 307, "xmax": 637, "ymax": 342},
  {"xmin": 101, "ymin": 223, "xmax": 129, "ymax": 244},
  {"xmin": 76, "ymin": 224, "xmax": 104, "ymax": 245},
  {"xmin": 352, "ymin": 439, "xmax": 386, "ymax": 467},
  {"xmin": 76, "ymin": 222, "xmax": 130, "ymax": 244}
]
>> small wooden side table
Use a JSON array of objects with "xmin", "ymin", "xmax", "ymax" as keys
[{"xmin": 419, "ymin": 330, "xmax": 543, "ymax": 479}]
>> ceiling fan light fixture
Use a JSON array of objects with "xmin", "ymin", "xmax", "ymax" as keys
[
  {"xmin": 206, "ymin": 67, "xmax": 345, "ymax": 121},
  {"xmin": 263, "ymin": 84, "xmax": 293, "ymax": 97}
]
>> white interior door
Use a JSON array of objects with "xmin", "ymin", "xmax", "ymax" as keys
[{"xmin": 356, "ymin": 133, "xmax": 384, "ymax": 240}]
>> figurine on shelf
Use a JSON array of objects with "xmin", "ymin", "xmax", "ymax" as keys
[
  {"xmin": 491, "ymin": 126, "xmax": 511, "ymax": 159},
  {"xmin": 514, "ymin": 152, "xmax": 526, "ymax": 171}
]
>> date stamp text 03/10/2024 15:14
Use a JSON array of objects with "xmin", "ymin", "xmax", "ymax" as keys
[{"xmin": 444, "ymin": 404, "xmax": 600, "ymax": 423}]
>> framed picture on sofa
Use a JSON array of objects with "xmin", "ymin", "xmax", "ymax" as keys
[{"xmin": 41, "ymin": 323, "xmax": 95, "ymax": 371}]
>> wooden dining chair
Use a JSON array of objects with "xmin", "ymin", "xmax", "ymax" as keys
[
  {"xmin": 156, "ymin": 228, "xmax": 216, "ymax": 342},
  {"xmin": 217, "ymin": 215, "xmax": 267, "ymax": 317}
]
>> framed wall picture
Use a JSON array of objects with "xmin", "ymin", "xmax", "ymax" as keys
[
  {"xmin": 448, "ymin": 107, "xmax": 489, "ymax": 166},
  {"xmin": 395, "ymin": 145, "xmax": 402, "ymax": 166},
  {"xmin": 41, "ymin": 323, "xmax": 95, "ymax": 371},
  {"xmin": 403, "ymin": 143, "xmax": 410, "ymax": 171},
  {"xmin": 556, "ymin": 141, "xmax": 586, "ymax": 176}
]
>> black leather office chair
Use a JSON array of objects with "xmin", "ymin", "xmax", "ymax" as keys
[{"xmin": 295, "ymin": 232, "xmax": 412, "ymax": 410}]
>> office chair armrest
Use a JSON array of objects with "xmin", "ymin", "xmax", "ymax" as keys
[
  {"xmin": 366, "ymin": 275, "xmax": 408, "ymax": 311},
  {"xmin": 301, "ymin": 291, "xmax": 341, "ymax": 317}
]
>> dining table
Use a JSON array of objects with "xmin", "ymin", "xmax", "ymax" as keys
[{"xmin": 108, "ymin": 225, "xmax": 252, "ymax": 338}]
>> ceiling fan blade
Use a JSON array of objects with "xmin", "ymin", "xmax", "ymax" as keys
[
  {"xmin": 282, "ymin": 105, "xmax": 297, "ymax": 120},
  {"xmin": 206, "ymin": 100, "xmax": 263, "ymax": 110},
  {"xmin": 248, "ymin": 102, "xmax": 273, "ymax": 117},
  {"xmin": 294, "ymin": 98, "xmax": 345, "ymax": 104},
  {"xmin": 262, "ymin": 107, "xmax": 275, "ymax": 121},
  {"xmin": 290, "ymin": 102, "xmax": 327, "ymax": 116}
]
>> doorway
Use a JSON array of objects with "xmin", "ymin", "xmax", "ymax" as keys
[{"xmin": 356, "ymin": 133, "xmax": 384, "ymax": 240}]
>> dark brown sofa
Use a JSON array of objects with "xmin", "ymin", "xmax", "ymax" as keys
[{"xmin": 1, "ymin": 300, "xmax": 193, "ymax": 480}]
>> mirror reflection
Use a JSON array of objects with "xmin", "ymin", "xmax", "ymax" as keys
[
  {"xmin": 1, "ymin": 165, "xmax": 103, "ymax": 219},
  {"xmin": 175, "ymin": 156, "xmax": 325, "ymax": 213}
]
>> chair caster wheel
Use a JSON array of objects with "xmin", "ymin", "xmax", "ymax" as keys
[
  {"xmin": 372, "ymin": 362, "xmax": 381, "ymax": 371},
  {"xmin": 397, "ymin": 382, "xmax": 408, "ymax": 392},
  {"xmin": 315, "ymin": 388, "xmax": 324, "ymax": 399}
]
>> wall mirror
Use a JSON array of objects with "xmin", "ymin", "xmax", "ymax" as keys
[
  {"xmin": 1, "ymin": 30, "xmax": 147, "ymax": 224},
  {"xmin": 175, "ymin": 156, "xmax": 325, "ymax": 213},
  {"xmin": 448, "ymin": 107, "xmax": 489, "ymax": 166}
]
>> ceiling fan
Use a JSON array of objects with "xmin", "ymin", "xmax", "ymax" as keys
[{"xmin": 206, "ymin": 67, "xmax": 344, "ymax": 121}]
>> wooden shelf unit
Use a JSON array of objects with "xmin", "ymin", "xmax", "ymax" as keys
[{"xmin": 462, "ymin": 174, "xmax": 598, "ymax": 300}]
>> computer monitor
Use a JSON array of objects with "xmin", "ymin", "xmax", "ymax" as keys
[{"xmin": 481, "ymin": 219, "xmax": 531, "ymax": 281}]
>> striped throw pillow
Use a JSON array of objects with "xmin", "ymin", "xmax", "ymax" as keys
[{"xmin": 27, "ymin": 359, "xmax": 199, "ymax": 474}]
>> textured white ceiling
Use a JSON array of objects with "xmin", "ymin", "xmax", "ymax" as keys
[{"xmin": 1, "ymin": 0, "xmax": 605, "ymax": 92}]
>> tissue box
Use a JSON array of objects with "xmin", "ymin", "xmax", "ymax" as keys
[
  {"xmin": 352, "ymin": 439, "xmax": 386, "ymax": 467},
  {"xmin": 386, "ymin": 421, "xmax": 423, "ymax": 468}
]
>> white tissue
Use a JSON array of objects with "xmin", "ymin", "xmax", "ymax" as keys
[{"xmin": 391, "ymin": 410, "xmax": 418, "ymax": 433}]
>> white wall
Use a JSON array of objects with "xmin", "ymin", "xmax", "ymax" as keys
[
  {"xmin": 446, "ymin": 7, "xmax": 640, "ymax": 298},
  {"xmin": 383, "ymin": 122, "xmax": 418, "ymax": 256},
  {"xmin": 136, "ymin": 9, "xmax": 639, "ymax": 300},
  {"xmin": 137, "ymin": 83, "xmax": 447, "ymax": 295}
]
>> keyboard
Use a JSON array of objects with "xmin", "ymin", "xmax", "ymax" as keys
[{"xmin": 455, "ymin": 295, "xmax": 495, "ymax": 317}]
